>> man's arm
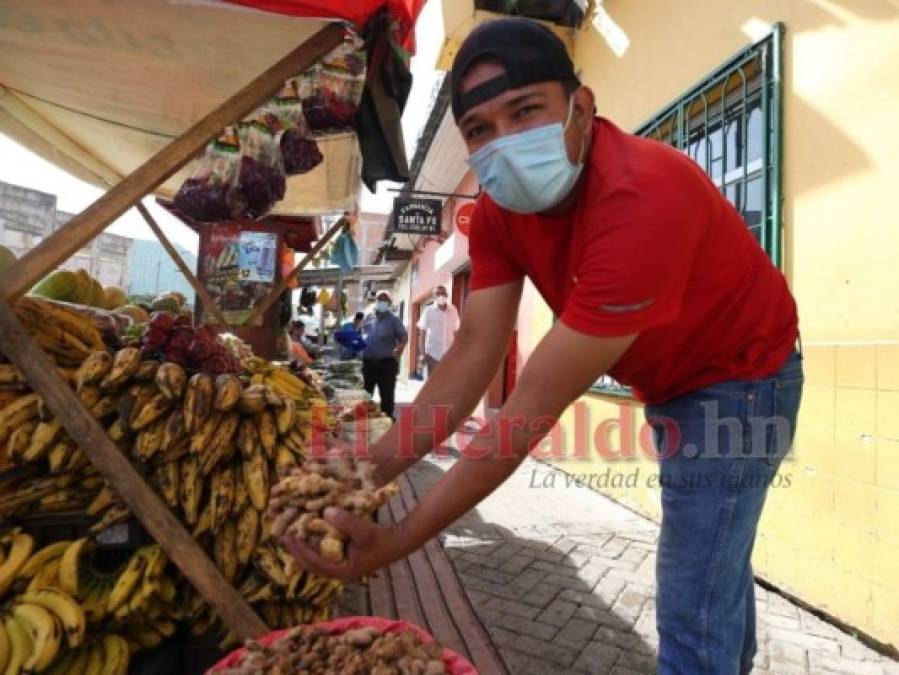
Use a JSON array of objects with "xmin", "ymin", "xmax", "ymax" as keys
[
  {"xmin": 371, "ymin": 281, "xmax": 523, "ymax": 483},
  {"xmin": 397, "ymin": 322, "xmax": 636, "ymax": 556},
  {"xmin": 285, "ymin": 318, "xmax": 635, "ymax": 580}
]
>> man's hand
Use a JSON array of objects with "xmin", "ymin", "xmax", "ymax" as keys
[{"xmin": 280, "ymin": 508, "xmax": 410, "ymax": 581}]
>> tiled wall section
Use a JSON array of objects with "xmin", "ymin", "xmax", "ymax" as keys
[
  {"xmin": 551, "ymin": 343, "xmax": 899, "ymax": 648},
  {"xmin": 756, "ymin": 344, "xmax": 899, "ymax": 642}
]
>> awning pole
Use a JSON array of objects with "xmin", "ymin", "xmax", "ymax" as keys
[{"xmin": 135, "ymin": 203, "xmax": 230, "ymax": 326}]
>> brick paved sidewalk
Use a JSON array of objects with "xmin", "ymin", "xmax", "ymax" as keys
[{"xmin": 401, "ymin": 455, "xmax": 899, "ymax": 675}]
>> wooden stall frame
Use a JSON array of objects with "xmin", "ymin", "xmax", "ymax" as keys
[{"xmin": 0, "ymin": 21, "xmax": 346, "ymax": 641}]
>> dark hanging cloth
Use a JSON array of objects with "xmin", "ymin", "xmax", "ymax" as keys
[{"xmin": 356, "ymin": 11, "xmax": 413, "ymax": 192}]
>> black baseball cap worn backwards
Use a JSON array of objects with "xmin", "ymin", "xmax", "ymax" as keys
[{"xmin": 450, "ymin": 17, "xmax": 579, "ymax": 121}]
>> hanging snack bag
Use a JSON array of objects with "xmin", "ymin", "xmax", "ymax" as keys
[
  {"xmin": 275, "ymin": 79, "xmax": 324, "ymax": 176},
  {"xmin": 174, "ymin": 127, "xmax": 246, "ymax": 223},
  {"xmin": 236, "ymin": 111, "xmax": 287, "ymax": 219},
  {"xmin": 302, "ymin": 34, "xmax": 367, "ymax": 133}
]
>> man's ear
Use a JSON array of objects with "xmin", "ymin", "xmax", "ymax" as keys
[{"xmin": 573, "ymin": 86, "xmax": 596, "ymax": 129}]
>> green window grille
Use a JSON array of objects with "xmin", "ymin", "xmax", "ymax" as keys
[{"xmin": 590, "ymin": 23, "xmax": 785, "ymax": 399}]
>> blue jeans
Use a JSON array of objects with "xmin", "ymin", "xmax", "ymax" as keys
[{"xmin": 645, "ymin": 352, "xmax": 803, "ymax": 675}]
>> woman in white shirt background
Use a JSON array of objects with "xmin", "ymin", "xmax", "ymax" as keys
[{"xmin": 416, "ymin": 285, "xmax": 460, "ymax": 378}]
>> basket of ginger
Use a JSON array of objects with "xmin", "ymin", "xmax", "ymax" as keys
[{"xmin": 208, "ymin": 617, "xmax": 478, "ymax": 674}]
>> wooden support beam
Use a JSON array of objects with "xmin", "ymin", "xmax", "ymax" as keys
[
  {"xmin": 0, "ymin": 22, "xmax": 346, "ymax": 302},
  {"xmin": 243, "ymin": 216, "xmax": 346, "ymax": 326},
  {"xmin": 134, "ymin": 203, "xmax": 229, "ymax": 327},
  {"xmin": 0, "ymin": 300, "xmax": 269, "ymax": 640}
]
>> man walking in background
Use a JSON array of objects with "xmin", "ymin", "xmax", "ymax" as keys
[
  {"xmin": 417, "ymin": 285, "xmax": 460, "ymax": 378},
  {"xmin": 361, "ymin": 291, "xmax": 407, "ymax": 418}
]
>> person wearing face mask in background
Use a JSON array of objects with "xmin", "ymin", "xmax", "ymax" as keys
[
  {"xmin": 283, "ymin": 18, "xmax": 801, "ymax": 675},
  {"xmin": 361, "ymin": 291, "xmax": 407, "ymax": 419},
  {"xmin": 416, "ymin": 285, "xmax": 460, "ymax": 379}
]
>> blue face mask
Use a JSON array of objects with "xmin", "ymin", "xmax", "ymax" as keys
[
  {"xmin": 376, "ymin": 301, "xmax": 390, "ymax": 313},
  {"xmin": 468, "ymin": 97, "xmax": 586, "ymax": 214}
]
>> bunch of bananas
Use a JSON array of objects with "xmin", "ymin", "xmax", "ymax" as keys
[
  {"xmin": 1, "ymin": 332, "xmax": 344, "ymax": 652},
  {"xmin": 0, "ymin": 530, "xmax": 163, "ymax": 674},
  {"xmin": 12, "ymin": 297, "xmax": 105, "ymax": 368}
]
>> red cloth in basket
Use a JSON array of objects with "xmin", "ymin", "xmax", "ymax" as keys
[{"xmin": 207, "ymin": 616, "xmax": 478, "ymax": 674}]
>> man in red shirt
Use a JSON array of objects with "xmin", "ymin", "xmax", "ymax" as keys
[{"xmin": 286, "ymin": 18, "xmax": 802, "ymax": 674}]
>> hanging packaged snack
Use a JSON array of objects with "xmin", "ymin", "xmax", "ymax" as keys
[
  {"xmin": 173, "ymin": 127, "xmax": 247, "ymax": 223},
  {"xmin": 275, "ymin": 80, "xmax": 324, "ymax": 176},
  {"xmin": 236, "ymin": 111, "xmax": 287, "ymax": 219},
  {"xmin": 302, "ymin": 35, "xmax": 367, "ymax": 133}
]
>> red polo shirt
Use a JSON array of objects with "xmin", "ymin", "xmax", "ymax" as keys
[{"xmin": 469, "ymin": 117, "xmax": 798, "ymax": 404}]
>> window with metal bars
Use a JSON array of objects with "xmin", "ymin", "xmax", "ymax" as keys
[{"xmin": 590, "ymin": 25, "xmax": 785, "ymax": 399}]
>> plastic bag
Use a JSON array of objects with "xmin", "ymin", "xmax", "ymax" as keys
[
  {"xmin": 236, "ymin": 115, "xmax": 286, "ymax": 219},
  {"xmin": 273, "ymin": 80, "xmax": 324, "ymax": 176},
  {"xmin": 302, "ymin": 35, "xmax": 367, "ymax": 133},
  {"xmin": 174, "ymin": 127, "xmax": 246, "ymax": 223}
]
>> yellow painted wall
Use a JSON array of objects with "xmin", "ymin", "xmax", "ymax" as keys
[{"xmin": 525, "ymin": 0, "xmax": 899, "ymax": 648}]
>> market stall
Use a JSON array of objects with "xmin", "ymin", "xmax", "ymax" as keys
[{"xmin": 0, "ymin": 0, "xmax": 440, "ymax": 672}]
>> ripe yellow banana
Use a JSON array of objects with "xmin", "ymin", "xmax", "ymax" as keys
[
  {"xmin": 47, "ymin": 439, "xmax": 77, "ymax": 473},
  {"xmin": 133, "ymin": 360, "xmax": 159, "ymax": 383},
  {"xmin": 275, "ymin": 398, "xmax": 296, "ymax": 435},
  {"xmin": 199, "ymin": 412, "xmax": 240, "ymax": 475},
  {"xmin": 2, "ymin": 613, "xmax": 30, "ymax": 675},
  {"xmin": 235, "ymin": 506, "xmax": 261, "ymax": 567},
  {"xmin": 6, "ymin": 420, "xmax": 36, "ymax": 464},
  {"xmin": 130, "ymin": 392, "xmax": 172, "ymax": 432},
  {"xmin": 192, "ymin": 498, "xmax": 213, "ymax": 538},
  {"xmin": 89, "ymin": 394, "xmax": 118, "ymax": 421},
  {"xmin": 153, "ymin": 461, "xmax": 180, "ymax": 510},
  {"xmin": 0, "ymin": 612, "xmax": 9, "ymax": 673},
  {"xmin": 83, "ymin": 638, "xmax": 104, "ymax": 674},
  {"xmin": 86, "ymin": 487, "xmax": 117, "ymax": 518},
  {"xmin": 232, "ymin": 471, "xmax": 249, "ymax": 515},
  {"xmin": 0, "ymin": 531, "xmax": 35, "ymax": 596},
  {"xmin": 75, "ymin": 351, "xmax": 113, "ymax": 392},
  {"xmin": 213, "ymin": 519, "xmax": 238, "ymax": 582},
  {"xmin": 102, "ymin": 633, "xmax": 131, "ymax": 675},
  {"xmin": 178, "ymin": 455, "xmax": 202, "ymax": 526},
  {"xmin": 274, "ymin": 443, "xmax": 298, "ymax": 477},
  {"xmin": 27, "ymin": 558, "xmax": 61, "ymax": 592},
  {"xmin": 183, "ymin": 373, "xmax": 214, "ymax": 433},
  {"xmin": 210, "ymin": 465, "xmax": 236, "ymax": 533},
  {"xmin": 160, "ymin": 408, "xmax": 186, "ymax": 453},
  {"xmin": 99, "ymin": 347, "xmax": 141, "ymax": 390},
  {"xmin": 106, "ymin": 552, "xmax": 147, "ymax": 613},
  {"xmin": 0, "ymin": 393, "xmax": 40, "ymax": 444},
  {"xmin": 253, "ymin": 546, "xmax": 287, "ymax": 587},
  {"xmin": 17, "ymin": 587, "xmax": 86, "ymax": 648},
  {"xmin": 189, "ymin": 411, "xmax": 222, "ymax": 455},
  {"xmin": 58, "ymin": 538, "xmax": 93, "ymax": 598},
  {"xmin": 21, "ymin": 418, "xmax": 63, "ymax": 463},
  {"xmin": 88, "ymin": 504, "xmax": 131, "ymax": 533},
  {"xmin": 16, "ymin": 541, "xmax": 72, "ymax": 579},
  {"xmin": 238, "ymin": 384, "xmax": 267, "ymax": 415},
  {"xmin": 256, "ymin": 409, "xmax": 278, "ymax": 457},
  {"xmin": 155, "ymin": 362, "xmax": 187, "ymax": 401},
  {"xmin": 77, "ymin": 385, "xmax": 102, "ymax": 411},
  {"xmin": 213, "ymin": 374, "xmax": 242, "ymax": 412},
  {"xmin": 242, "ymin": 444, "xmax": 269, "ymax": 512},
  {"xmin": 133, "ymin": 418, "xmax": 165, "ymax": 462},
  {"xmin": 13, "ymin": 601, "xmax": 62, "ymax": 673},
  {"xmin": 236, "ymin": 417, "xmax": 260, "ymax": 459}
]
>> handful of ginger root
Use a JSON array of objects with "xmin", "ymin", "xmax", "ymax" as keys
[{"xmin": 268, "ymin": 452, "xmax": 398, "ymax": 564}]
